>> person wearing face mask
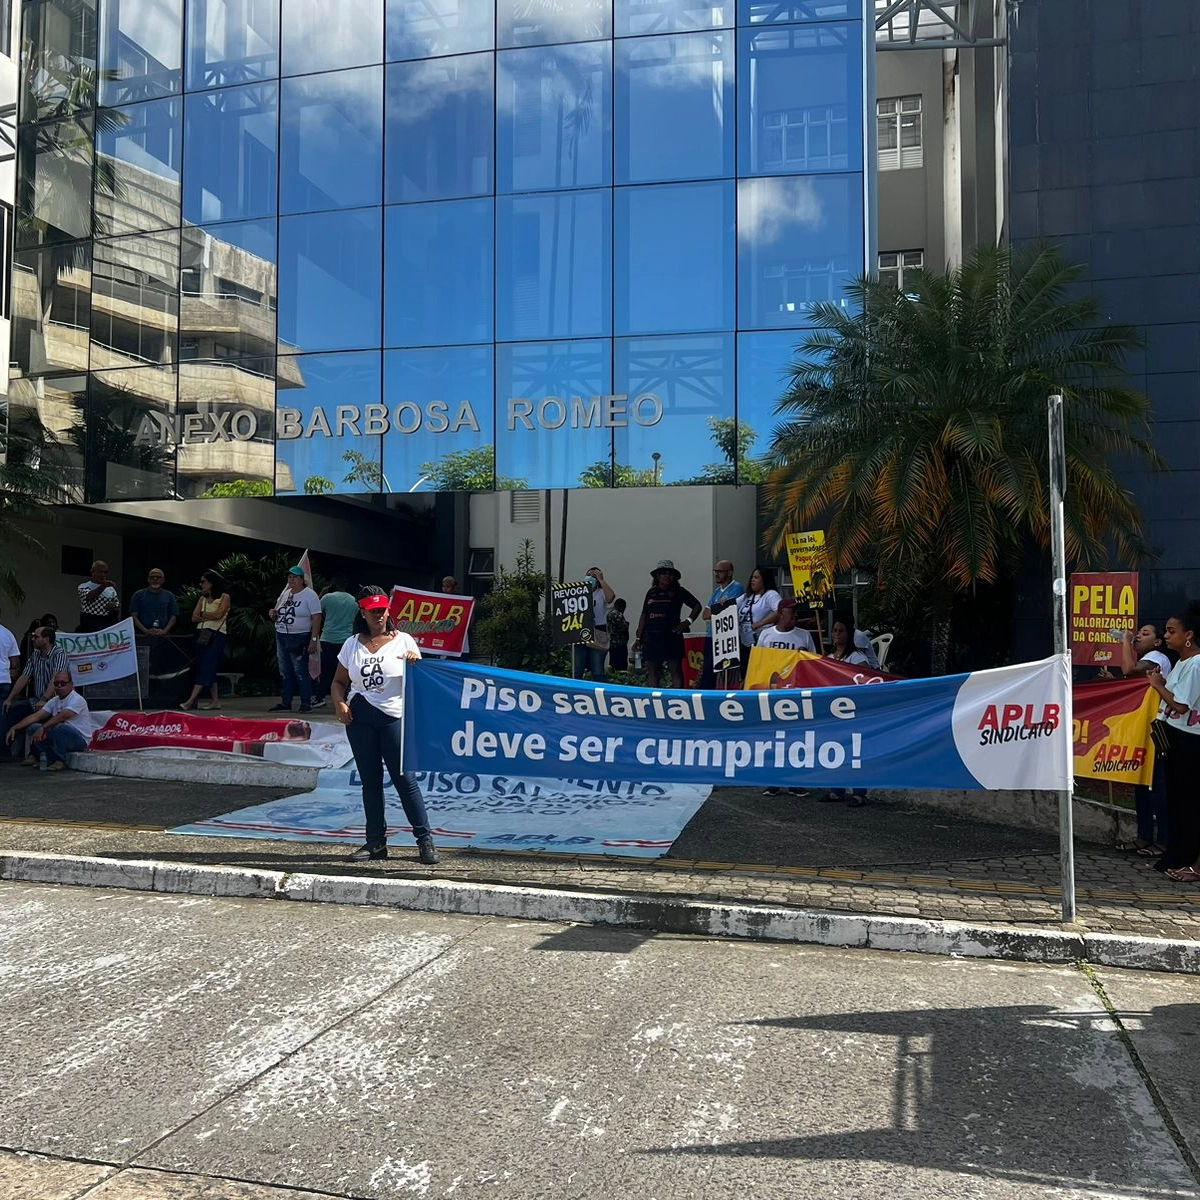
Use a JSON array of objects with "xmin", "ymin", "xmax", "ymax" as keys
[{"xmin": 574, "ymin": 566, "xmax": 616, "ymax": 682}]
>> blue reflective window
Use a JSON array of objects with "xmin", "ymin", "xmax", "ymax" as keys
[
  {"xmin": 616, "ymin": 32, "xmax": 733, "ymax": 184},
  {"xmin": 738, "ymin": 174, "xmax": 862, "ymax": 328},
  {"xmin": 278, "ymin": 208, "xmax": 382, "ymax": 353},
  {"xmin": 495, "ymin": 339, "xmax": 611, "ymax": 490},
  {"xmin": 384, "ymin": 199, "xmax": 493, "ymax": 347},
  {"xmin": 496, "ymin": 43, "xmax": 612, "ymax": 193},
  {"xmin": 280, "ymin": 67, "xmax": 383, "ymax": 214},
  {"xmin": 386, "ymin": 0, "xmax": 493, "ymax": 60},
  {"xmin": 281, "ymin": 0, "xmax": 383, "ymax": 76},
  {"xmin": 739, "ymin": 0, "xmax": 861, "ymax": 24},
  {"xmin": 615, "ymin": 182, "xmax": 735, "ymax": 335},
  {"xmin": 498, "ymin": 0, "xmax": 609, "ymax": 48},
  {"xmin": 185, "ymin": 0, "xmax": 279, "ymax": 90},
  {"xmin": 385, "ymin": 54, "xmax": 493, "ymax": 202},
  {"xmin": 615, "ymin": 0, "xmax": 732, "ymax": 35},
  {"xmin": 497, "ymin": 191, "xmax": 611, "ymax": 341},
  {"xmin": 95, "ymin": 98, "xmax": 182, "ymax": 235},
  {"xmin": 737, "ymin": 330, "xmax": 804, "ymax": 475},
  {"xmin": 178, "ymin": 223, "xmax": 276, "ymax": 499},
  {"xmin": 738, "ymin": 24, "xmax": 862, "ymax": 175},
  {"xmin": 613, "ymin": 334, "xmax": 735, "ymax": 485},
  {"xmin": 99, "ymin": 0, "xmax": 182, "ymax": 105},
  {"xmin": 181, "ymin": 218, "xmax": 277, "ymax": 375},
  {"xmin": 275, "ymin": 351, "xmax": 384, "ymax": 495},
  {"xmin": 383, "ymin": 346, "xmax": 494, "ymax": 491},
  {"xmin": 183, "ymin": 84, "xmax": 277, "ymax": 224}
]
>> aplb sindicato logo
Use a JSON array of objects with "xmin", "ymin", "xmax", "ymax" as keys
[{"xmin": 950, "ymin": 657, "xmax": 1072, "ymax": 790}]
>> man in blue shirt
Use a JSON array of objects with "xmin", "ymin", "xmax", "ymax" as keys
[
  {"xmin": 129, "ymin": 568, "xmax": 179, "ymax": 640},
  {"xmin": 700, "ymin": 559, "xmax": 744, "ymax": 687}
]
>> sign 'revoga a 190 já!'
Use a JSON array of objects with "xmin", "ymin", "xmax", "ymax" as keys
[{"xmin": 551, "ymin": 581, "xmax": 595, "ymax": 647}]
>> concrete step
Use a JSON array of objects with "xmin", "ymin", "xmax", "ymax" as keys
[{"xmin": 69, "ymin": 748, "xmax": 320, "ymax": 790}]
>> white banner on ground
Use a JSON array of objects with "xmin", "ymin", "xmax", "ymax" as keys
[
  {"xmin": 58, "ymin": 618, "xmax": 139, "ymax": 684},
  {"xmin": 711, "ymin": 604, "xmax": 740, "ymax": 668},
  {"xmin": 170, "ymin": 771, "xmax": 713, "ymax": 858}
]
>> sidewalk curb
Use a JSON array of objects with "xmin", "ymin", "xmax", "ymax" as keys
[{"xmin": 3, "ymin": 850, "xmax": 1197, "ymax": 974}]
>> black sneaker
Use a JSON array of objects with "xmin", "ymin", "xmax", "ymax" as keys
[
  {"xmin": 298, "ymin": 704, "xmax": 313, "ymax": 713},
  {"xmin": 787, "ymin": 788, "xmax": 810, "ymax": 798},
  {"xmin": 761, "ymin": 787, "xmax": 781, "ymax": 795},
  {"xmin": 417, "ymin": 837, "xmax": 440, "ymax": 865},
  {"xmin": 348, "ymin": 843, "xmax": 388, "ymax": 861},
  {"xmin": 267, "ymin": 703, "xmax": 292, "ymax": 712}
]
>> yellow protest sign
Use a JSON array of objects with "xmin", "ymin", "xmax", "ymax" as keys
[{"xmin": 785, "ymin": 530, "xmax": 836, "ymax": 608}]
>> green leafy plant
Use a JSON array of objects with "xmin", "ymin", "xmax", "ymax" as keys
[{"xmin": 472, "ymin": 539, "xmax": 558, "ymax": 672}]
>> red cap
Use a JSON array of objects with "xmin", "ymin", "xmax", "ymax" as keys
[{"xmin": 358, "ymin": 594, "xmax": 390, "ymax": 611}]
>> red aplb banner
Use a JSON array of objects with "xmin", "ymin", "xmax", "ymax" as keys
[
  {"xmin": 90, "ymin": 711, "xmax": 320, "ymax": 754},
  {"xmin": 388, "ymin": 586, "xmax": 475, "ymax": 657}
]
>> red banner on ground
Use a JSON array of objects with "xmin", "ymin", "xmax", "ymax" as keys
[
  {"xmin": 388, "ymin": 586, "xmax": 474, "ymax": 657},
  {"xmin": 89, "ymin": 711, "xmax": 351, "ymax": 767}
]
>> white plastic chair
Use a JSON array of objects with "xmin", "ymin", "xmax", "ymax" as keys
[{"xmin": 870, "ymin": 632, "xmax": 894, "ymax": 671}]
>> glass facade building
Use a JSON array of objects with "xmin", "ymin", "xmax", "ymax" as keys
[{"xmin": 11, "ymin": 0, "xmax": 871, "ymax": 500}]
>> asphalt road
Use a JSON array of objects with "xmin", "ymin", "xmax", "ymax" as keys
[{"xmin": 2, "ymin": 881, "xmax": 1197, "ymax": 1200}]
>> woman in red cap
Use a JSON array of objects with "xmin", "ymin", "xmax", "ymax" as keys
[{"xmin": 330, "ymin": 586, "xmax": 438, "ymax": 864}]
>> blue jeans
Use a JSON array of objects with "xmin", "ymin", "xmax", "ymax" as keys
[
  {"xmin": 1136, "ymin": 754, "xmax": 1169, "ymax": 846},
  {"xmin": 345, "ymin": 694, "xmax": 432, "ymax": 846},
  {"xmin": 30, "ymin": 721, "xmax": 89, "ymax": 766},
  {"xmin": 573, "ymin": 642, "xmax": 608, "ymax": 681},
  {"xmin": 275, "ymin": 632, "xmax": 312, "ymax": 707}
]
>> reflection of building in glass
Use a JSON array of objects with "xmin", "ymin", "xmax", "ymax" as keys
[{"xmin": 10, "ymin": 0, "xmax": 873, "ymax": 499}]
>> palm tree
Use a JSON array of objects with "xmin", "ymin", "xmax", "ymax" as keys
[{"xmin": 763, "ymin": 243, "xmax": 1162, "ymax": 674}]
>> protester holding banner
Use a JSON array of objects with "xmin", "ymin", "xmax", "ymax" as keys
[
  {"xmin": 180, "ymin": 571, "xmax": 231, "ymax": 712},
  {"xmin": 331, "ymin": 587, "xmax": 439, "ymax": 865},
  {"xmin": 1144, "ymin": 607, "xmax": 1200, "ymax": 882},
  {"xmin": 633, "ymin": 560, "xmax": 702, "ymax": 688},
  {"xmin": 574, "ymin": 567, "xmax": 616, "ymax": 682},
  {"xmin": 737, "ymin": 566, "xmax": 782, "ymax": 675}
]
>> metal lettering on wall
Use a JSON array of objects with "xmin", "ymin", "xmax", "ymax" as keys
[{"xmin": 132, "ymin": 394, "xmax": 665, "ymax": 445}]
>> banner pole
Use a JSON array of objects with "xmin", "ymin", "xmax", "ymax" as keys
[{"xmin": 1048, "ymin": 392, "xmax": 1077, "ymax": 923}]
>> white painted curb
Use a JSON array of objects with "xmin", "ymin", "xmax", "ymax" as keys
[
  {"xmin": 69, "ymin": 749, "xmax": 319, "ymax": 789},
  {"xmin": 2, "ymin": 850, "xmax": 1196, "ymax": 974}
]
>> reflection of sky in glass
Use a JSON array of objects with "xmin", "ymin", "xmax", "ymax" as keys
[
  {"xmin": 386, "ymin": 53, "xmax": 493, "ymax": 202},
  {"xmin": 615, "ymin": 181, "xmax": 735, "ymax": 335},
  {"xmin": 280, "ymin": 67, "xmax": 383, "ymax": 214},
  {"xmin": 497, "ymin": 43, "xmax": 612, "ymax": 192},
  {"xmin": 186, "ymin": 0, "xmax": 279, "ymax": 90},
  {"xmin": 183, "ymin": 83, "xmax": 278, "ymax": 224},
  {"xmin": 739, "ymin": 0, "xmax": 860, "ymax": 23},
  {"xmin": 495, "ymin": 340, "xmax": 612, "ymax": 489},
  {"xmin": 737, "ymin": 329, "xmax": 813, "ymax": 465},
  {"xmin": 385, "ymin": 199, "xmax": 493, "ymax": 347},
  {"xmin": 383, "ymin": 346, "xmax": 494, "ymax": 491},
  {"xmin": 738, "ymin": 174, "xmax": 863, "ymax": 328},
  {"xmin": 616, "ymin": 31, "xmax": 733, "ymax": 184},
  {"xmin": 497, "ymin": 191, "xmax": 611, "ymax": 341},
  {"xmin": 99, "ymin": 0, "xmax": 182, "ymax": 104},
  {"xmin": 387, "ymin": 0, "xmax": 493, "ymax": 60},
  {"xmin": 275, "ymin": 351, "xmax": 383, "ymax": 495},
  {"xmin": 278, "ymin": 208, "xmax": 382, "ymax": 353},
  {"xmin": 615, "ymin": 0, "xmax": 732, "ymax": 36},
  {"xmin": 613, "ymin": 334, "xmax": 735, "ymax": 485},
  {"xmin": 281, "ymin": 0, "xmax": 384, "ymax": 76},
  {"xmin": 96, "ymin": 97, "xmax": 182, "ymax": 235},
  {"xmin": 498, "ymin": 0, "xmax": 611, "ymax": 48},
  {"xmin": 738, "ymin": 23, "xmax": 862, "ymax": 176}
]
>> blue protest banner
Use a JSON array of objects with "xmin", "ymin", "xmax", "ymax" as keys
[{"xmin": 407, "ymin": 656, "xmax": 1071, "ymax": 792}]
